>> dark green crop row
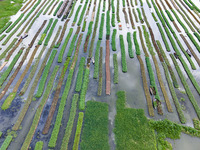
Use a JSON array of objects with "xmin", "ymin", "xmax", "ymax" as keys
[
  {"xmin": 111, "ymin": 13, "xmax": 115, "ymax": 27},
  {"xmin": 151, "ymin": 13, "xmax": 158, "ymax": 22},
  {"xmin": 35, "ymin": 50, "xmax": 57, "ymax": 98},
  {"xmin": 113, "ymin": 54, "xmax": 118, "ymax": 84},
  {"xmin": 43, "ymin": 0, "xmax": 54, "ymax": 15},
  {"xmin": 112, "ymin": 29, "xmax": 117, "ymax": 51},
  {"xmin": 123, "ymin": 0, "xmax": 125, "ymax": 7},
  {"xmin": 170, "ymin": 54, "xmax": 200, "ymax": 119},
  {"xmin": 75, "ymin": 57, "xmax": 85, "ymax": 92},
  {"xmin": 119, "ymin": 35, "xmax": 127, "ymax": 73},
  {"xmin": 103, "ymin": 0, "xmax": 106, "ymax": 12},
  {"xmin": 183, "ymin": 0, "xmax": 194, "ymax": 10},
  {"xmin": 106, "ymin": 11, "xmax": 110, "ymax": 38},
  {"xmin": 73, "ymin": 112, "xmax": 84, "ymax": 149},
  {"xmin": 146, "ymin": 0, "xmax": 152, "ymax": 8},
  {"xmin": 136, "ymin": 8, "xmax": 144, "ymax": 23},
  {"xmin": 38, "ymin": 18, "xmax": 53, "ymax": 45},
  {"xmin": 160, "ymin": 11, "xmax": 176, "ymax": 33},
  {"xmin": 112, "ymin": 0, "xmax": 115, "ymax": 13},
  {"xmin": 82, "ymin": 20, "xmax": 87, "ymax": 32},
  {"xmin": 58, "ymin": 28, "xmax": 73, "ymax": 63},
  {"xmin": 188, "ymin": 0, "xmax": 200, "ymax": 12},
  {"xmin": 127, "ymin": 32, "xmax": 134, "ymax": 58},
  {"xmin": 133, "ymin": 31, "xmax": 141, "ymax": 55},
  {"xmin": 139, "ymin": 0, "xmax": 143, "ymax": 6},
  {"xmin": 53, "ymin": 1, "xmax": 63, "ymax": 16},
  {"xmin": 0, "ymin": 50, "xmax": 22, "ymax": 87},
  {"xmin": 99, "ymin": 13, "xmax": 105, "ymax": 40},
  {"xmin": 0, "ymin": 21, "xmax": 12, "ymax": 34},
  {"xmin": 67, "ymin": 34, "xmax": 78, "ymax": 57},
  {"xmin": 77, "ymin": 0, "xmax": 89, "ymax": 26},
  {"xmin": 79, "ymin": 68, "xmax": 90, "ymax": 110},
  {"xmin": 0, "ymin": 135, "xmax": 13, "ymax": 150},
  {"xmin": 117, "ymin": 0, "xmax": 120, "ymax": 22},
  {"xmin": 165, "ymin": 10, "xmax": 174, "ymax": 21},
  {"xmin": 186, "ymin": 32, "xmax": 200, "ymax": 53},
  {"xmin": 34, "ymin": 141, "xmax": 43, "ymax": 150},
  {"xmin": 156, "ymin": 40, "xmax": 178, "ymax": 88},
  {"xmin": 6, "ymin": 13, "xmax": 24, "ymax": 33},
  {"xmin": 145, "ymin": 57, "xmax": 160, "ymax": 101},
  {"xmin": 20, "ymin": 66, "xmax": 59, "ymax": 150},
  {"xmin": 72, "ymin": 5, "xmax": 82, "ymax": 25},
  {"xmin": 80, "ymin": 101, "xmax": 109, "ymax": 150},
  {"xmin": 156, "ymin": 23, "xmax": 170, "ymax": 52},
  {"xmin": 87, "ymin": 21, "xmax": 93, "ymax": 36},
  {"xmin": 44, "ymin": 19, "xmax": 58, "ymax": 46},
  {"xmin": 0, "ymin": 34, "xmax": 6, "ymax": 42},
  {"xmin": 194, "ymin": 32, "xmax": 200, "ymax": 42},
  {"xmin": 60, "ymin": 94, "xmax": 79, "ymax": 150},
  {"xmin": 93, "ymin": 40, "xmax": 101, "ymax": 79}
]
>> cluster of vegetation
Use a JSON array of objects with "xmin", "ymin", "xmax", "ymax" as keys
[
  {"xmin": 151, "ymin": 12, "xmax": 158, "ymax": 22},
  {"xmin": 0, "ymin": 34, "xmax": 6, "ymax": 41},
  {"xmin": 58, "ymin": 28, "xmax": 73, "ymax": 63},
  {"xmin": 111, "ymin": 13, "xmax": 115, "ymax": 27},
  {"xmin": 73, "ymin": 112, "xmax": 84, "ymax": 149},
  {"xmin": 0, "ymin": 21, "xmax": 12, "ymax": 34},
  {"xmin": 44, "ymin": 19, "xmax": 58, "ymax": 46},
  {"xmin": 43, "ymin": 0, "xmax": 55, "ymax": 15},
  {"xmin": 75, "ymin": 58, "xmax": 86, "ymax": 92},
  {"xmin": 35, "ymin": 50, "xmax": 57, "ymax": 98},
  {"xmin": 0, "ymin": 50, "xmax": 22, "ymax": 87},
  {"xmin": 34, "ymin": 141, "xmax": 43, "ymax": 150},
  {"xmin": 53, "ymin": 1, "xmax": 63, "ymax": 16},
  {"xmin": 133, "ymin": 31, "xmax": 141, "ymax": 55},
  {"xmin": 116, "ymin": 0, "xmax": 120, "ymax": 22},
  {"xmin": 186, "ymin": 32, "xmax": 200, "ymax": 53},
  {"xmin": 119, "ymin": 35, "xmax": 127, "ymax": 73},
  {"xmin": 99, "ymin": 13, "xmax": 105, "ymax": 40},
  {"xmin": 67, "ymin": 34, "xmax": 78, "ymax": 57},
  {"xmin": 136, "ymin": 8, "xmax": 143, "ymax": 23},
  {"xmin": 113, "ymin": 54, "xmax": 118, "ymax": 84},
  {"xmin": 183, "ymin": 0, "xmax": 194, "ymax": 10},
  {"xmin": 0, "ymin": 135, "xmax": 13, "ymax": 150},
  {"xmin": 98, "ymin": 48, "xmax": 103, "ymax": 96},
  {"xmin": 106, "ymin": 11, "xmax": 110, "ymax": 39},
  {"xmin": 6, "ymin": 13, "xmax": 24, "ymax": 33},
  {"xmin": 111, "ymin": 29, "xmax": 117, "ymax": 51},
  {"xmin": 146, "ymin": 0, "xmax": 152, "ymax": 8},
  {"xmin": 103, "ymin": 0, "xmax": 106, "ymax": 12},
  {"xmin": 20, "ymin": 66, "xmax": 59, "ymax": 150},
  {"xmin": 82, "ymin": 20, "xmax": 87, "ymax": 32},
  {"xmin": 127, "ymin": 32, "xmax": 134, "ymax": 58},
  {"xmin": 170, "ymin": 54, "xmax": 200, "ymax": 119},
  {"xmin": 193, "ymin": 118, "xmax": 200, "ymax": 130},
  {"xmin": 188, "ymin": 0, "xmax": 200, "ymax": 12},
  {"xmin": 60, "ymin": 94, "xmax": 79, "ymax": 150},
  {"xmin": 79, "ymin": 68, "xmax": 90, "ymax": 110},
  {"xmin": 80, "ymin": 101, "xmax": 109, "ymax": 150},
  {"xmin": 114, "ymin": 91, "xmax": 157, "ymax": 150},
  {"xmin": 77, "ymin": 0, "xmax": 89, "ymax": 26},
  {"xmin": 122, "ymin": 0, "xmax": 125, "ymax": 7},
  {"xmin": 38, "ymin": 18, "xmax": 53, "ymax": 45},
  {"xmin": 139, "ymin": 0, "xmax": 143, "ymax": 6},
  {"xmin": 93, "ymin": 40, "xmax": 101, "ymax": 79},
  {"xmin": 72, "ymin": 5, "xmax": 82, "ymax": 26}
]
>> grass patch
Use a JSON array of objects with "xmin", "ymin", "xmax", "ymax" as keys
[{"xmin": 80, "ymin": 101, "xmax": 109, "ymax": 150}]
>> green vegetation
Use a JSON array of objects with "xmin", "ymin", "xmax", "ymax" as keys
[
  {"xmin": 0, "ymin": 34, "xmax": 6, "ymax": 41},
  {"xmin": 151, "ymin": 13, "xmax": 158, "ymax": 22},
  {"xmin": 98, "ymin": 48, "xmax": 103, "ymax": 96},
  {"xmin": 73, "ymin": 112, "xmax": 84, "ymax": 150},
  {"xmin": 113, "ymin": 54, "xmax": 118, "ymax": 84},
  {"xmin": 60, "ymin": 94, "xmax": 79, "ymax": 150},
  {"xmin": 43, "ymin": 0, "xmax": 54, "ymax": 15},
  {"xmin": 183, "ymin": 0, "xmax": 194, "ymax": 10},
  {"xmin": 0, "ymin": 50, "xmax": 22, "ymax": 87},
  {"xmin": 111, "ymin": 0, "xmax": 115, "ymax": 13},
  {"xmin": 67, "ymin": 34, "xmax": 78, "ymax": 57},
  {"xmin": 0, "ymin": 135, "xmax": 12, "ymax": 150},
  {"xmin": 156, "ymin": 41, "xmax": 178, "ymax": 88},
  {"xmin": 20, "ymin": 66, "xmax": 59, "ymax": 150},
  {"xmin": 0, "ymin": 0, "xmax": 23, "ymax": 30},
  {"xmin": 132, "ymin": 8, "xmax": 138, "ymax": 23},
  {"xmin": 133, "ymin": 31, "xmax": 141, "ymax": 55},
  {"xmin": 193, "ymin": 118, "xmax": 200, "ymax": 130},
  {"xmin": 58, "ymin": 28, "xmax": 73, "ymax": 63},
  {"xmin": 99, "ymin": 13, "xmax": 105, "ymax": 40},
  {"xmin": 170, "ymin": 54, "xmax": 200, "ymax": 119},
  {"xmin": 111, "ymin": 13, "xmax": 115, "ymax": 27},
  {"xmin": 0, "ymin": 21, "xmax": 12, "ymax": 34},
  {"xmin": 75, "ymin": 58, "xmax": 85, "ymax": 92},
  {"xmin": 114, "ymin": 91, "xmax": 157, "ymax": 150},
  {"xmin": 35, "ymin": 50, "xmax": 57, "ymax": 98},
  {"xmin": 38, "ymin": 18, "xmax": 53, "ymax": 45},
  {"xmin": 80, "ymin": 101, "xmax": 109, "ymax": 150},
  {"xmin": 188, "ymin": 0, "xmax": 200, "ymax": 12},
  {"xmin": 72, "ymin": 5, "xmax": 82, "ymax": 25},
  {"xmin": 77, "ymin": 0, "xmax": 89, "ymax": 26},
  {"xmin": 139, "ymin": 0, "xmax": 143, "ymax": 6},
  {"xmin": 82, "ymin": 20, "xmax": 86, "ymax": 32},
  {"xmin": 186, "ymin": 32, "xmax": 200, "ymax": 53},
  {"xmin": 103, "ymin": 0, "xmax": 106, "ymax": 12},
  {"xmin": 6, "ymin": 13, "xmax": 24, "ymax": 33},
  {"xmin": 116, "ymin": 0, "xmax": 120, "ymax": 22},
  {"xmin": 146, "ymin": 0, "xmax": 151, "ymax": 8},
  {"xmin": 34, "ymin": 141, "xmax": 43, "ymax": 150},
  {"xmin": 165, "ymin": 10, "xmax": 174, "ymax": 21},
  {"xmin": 156, "ymin": 23, "xmax": 170, "ymax": 52},
  {"xmin": 111, "ymin": 29, "xmax": 117, "ymax": 51},
  {"xmin": 122, "ymin": 0, "xmax": 125, "ymax": 7},
  {"xmin": 68, "ymin": 1, "xmax": 76, "ymax": 18},
  {"xmin": 93, "ymin": 40, "xmax": 101, "ymax": 79},
  {"xmin": 44, "ymin": 19, "xmax": 58, "ymax": 46},
  {"xmin": 106, "ymin": 11, "xmax": 110, "ymax": 38},
  {"xmin": 119, "ymin": 35, "xmax": 127, "ymax": 73},
  {"xmin": 79, "ymin": 68, "xmax": 90, "ymax": 110},
  {"xmin": 53, "ymin": 1, "xmax": 63, "ymax": 16},
  {"xmin": 127, "ymin": 32, "xmax": 134, "ymax": 58},
  {"xmin": 136, "ymin": 8, "xmax": 143, "ymax": 23}
]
